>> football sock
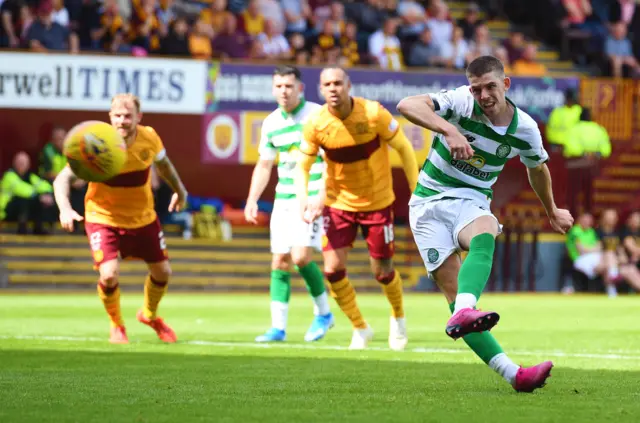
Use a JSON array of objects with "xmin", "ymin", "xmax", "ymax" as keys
[
  {"xmin": 97, "ymin": 281, "xmax": 124, "ymax": 328},
  {"xmin": 449, "ymin": 302, "xmax": 518, "ymax": 385},
  {"xmin": 377, "ymin": 270, "xmax": 405, "ymax": 318},
  {"xmin": 143, "ymin": 275, "xmax": 168, "ymax": 320},
  {"xmin": 455, "ymin": 233, "xmax": 495, "ymax": 314},
  {"xmin": 326, "ymin": 270, "xmax": 367, "ymax": 329},
  {"xmin": 297, "ymin": 262, "xmax": 331, "ymax": 316},
  {"xmin": 270, "ymin": 269, "xmax": 291, "ymax": 331}
]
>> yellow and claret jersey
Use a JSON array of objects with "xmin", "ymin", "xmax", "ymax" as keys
[
  {"xmin": 301, "ymin": 97, "xmax": 400, "ymax": 212},
  {"xmin": 85, "ymin": 125, "xmax": 165, "ymax": 229}
]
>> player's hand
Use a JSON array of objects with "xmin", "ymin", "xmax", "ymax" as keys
[
  {"xmin": 39, "ymin": 194, "xmax": 54, "ymax": 207},
  {"xmin": 549, "ymin": 208, "xmax": 574, "ymax": 234},
  {"xmin": 244, "ymin": 200, "xmax": 259, "ymax": 225},
  {"xmin": 305, "ymin": 197, "xmax": 324, "ymax": 224},
  {"xmin": 169, "ymin": 191, "xmax": 188, "ymax": 213},
  {"xmin": 443, "ymin": 127, "xmax": 474, "ymax": 160},
  {"xmin": 59, "ymin": 208, "xmax": 83, "ymax": 232}
]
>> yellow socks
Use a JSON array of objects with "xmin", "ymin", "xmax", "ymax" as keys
[
  {"xmin": 378, "ymin": 270, "xmax": 405, "ymax": 318},
  {"xmin": 143, "ymin": 275, "xmax": 168, "ymax": 320},
  {"xmin": 326, "ymin": 270, "xmax": 367, "ymax": 329},
  {"xmin": 97, "ymin": 281, "xmax": 124, "ymax": 328}
]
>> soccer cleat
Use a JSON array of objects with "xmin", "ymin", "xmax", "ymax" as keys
[
  {"xmin": 136, "ymin": 310, "xmax": 177, "ymax": 343},
  {"xmin": 445, "ymin": 308, "xmax": 499, "ymax": 340},
  {"xmin": 255, "ymin": 328, "xmax": 286, "ymax": 343},
  {"xmin": 513, "ymin": 361, "xmax": 554, "ymax": 393},
  {"xmin": 348, "ymin": 325, "xmax": 374, "ymax": 350},
  {"xmin": 388, "ymin": 316, "xmax": 408, "ymax": 351},
  {"xmin": 109, "ymin": 326, "xmax": 129, "ymax": 344},
  {"xmin": 304, "ymin": 313, "xmax": 335, "ymax": 342}
]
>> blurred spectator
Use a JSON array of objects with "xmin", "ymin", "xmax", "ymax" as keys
[
  {"xmin": 259, "ymin": 0, "xmax": 285, "ymax": 34},
  {"xmin": 493, "ymin": 46, "xmax": 512, "ymax": 73},
  {"xmin": 160, "ymin": 16, "xmax": 190, "ymax": 56},
  {"xmin": 212, "ymin": 13, "xmax": 253, "ymax": 58},
  {"xmin": 26, "ymin": 0, "xmax": 79, "ymax": 53},
  {"xmin": 345, "ymin": 0, "xmax": 385, "ymax": 35},
  {"xmin": 129, "ymin": 0, "xmax": 163, "ymax": 54},
  {"xmin": 256, "ymin": 18, "xmax": 290, "ymax": 59},
  {"xmin": 457, "ymin": 2, "xmax": 483, "ymax": 41},
  {"xmin": 340, "ymin": 20, "xmax": 360, "ymax": 66},
  {"xmin": 326, "ymin": 2, "xmax": 345, "ymax": 37},
  {"xmin": 369, "ymin": 16, "xmax": 403, "ymax": 69},
  {"xmin": 605, "ymin": 22, "xmax": 640, "ymax": 78},
  {"xmin": 502, "ymin": 30, "xmax": 525, "ymax": 63},
  {"xmin": 288, "ymin": 31, "xmax": 306, "ymax": 58},
  {"xmin": 397, "ymin": 0, "xmax": 427, "ymax": 38},
  {"xmin": 466, "ymin": 23, "xmax": 492, "ymax": 62},
  {"xmin": 51, "ymin": 0, "xmax": 69, "ymax": 28},
  {"xmin": 566, "ymin": 212, "xmax": 603, "ymax": 289},
  {"xmin": 426, "ymin": 0, "xmax": 452, "ymax": 47},
  {"xmin": 19, "ymin": 3, "xmax": 34, "ymax": 43},
  {"xmin": 436, "ymin": 25, "xmax": 469, "ymax": 69},
  {"xmin": 200, "ymin": 0, "xmax": 233, "ymax": 35},
  {"xmin": 383, "ymin": 0, "xmax": 399, "ymax": 19},
  {"xmin": 564, "ymin": 108, "xmax": 611, "ymax": 159},
  {"xmin": 0, "ymin": 0, "xmax": 25, "ymax": 48},
  {"xmin": 0, "ymin": 152, "xmax": 55, "ymax": 235},
  {"xmin": 189, "ymin": 18, "xmax": 213, "ymax": 60},
  {"xmin": 546, "ymin": 88, "xmax": 582, "ymax": 150},
  {"xmin": 239, "ymin": 0, "xmax": 264, "ymax": 38},
  {"xmin": 281, "ymin": 0, "xmax": 311, "ymax": 35},
  {"xmin": 561, "ymin": 0, "xmax": 608, "ymax": 42},
  {"xmin": 228, "ymin": 0, "xmax": 249, "ymax": 14},
  {"xmin": 407, "ymin": 26, "xmax": 438, "ymax": 67},
  {"xmin": 512, "ymin": 43, "xmax": 548, "ymax": 76},
  {"xmin": 156, "ymin": 0, "xmax": 176, "ymax": 28},
  {"xmin": 93, "ymin": 0, "xmax": 131, "ymax": 53},
  {"xmin": 314, "ymin": 18, "xmax": 338, "ymax": 58},
  {"xmin": 621, "ymin": 211, "xmax": 640, "ymax": 268}
]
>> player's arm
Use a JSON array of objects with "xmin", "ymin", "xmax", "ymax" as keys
[
  {"xmin": 53, "ymin": 166, "xmax": 83, "ymax": 231},
  {"xmin": 623, "ymin": 235, "xmax": 640, "ymax": 258},
  {"xmin": 154, "ymin": 154, "xmax": 188, "ymax": 212},
  {"xmin": 378, "ymin": 105, "xmax": 419, "ymax": 191},
  {"xmin": 244, "ymin": 120, "xmax": 278, "ymax": 223},
  {"xmin": 296, "ymin": 122, "xmax": 321, "ymax": 222}
]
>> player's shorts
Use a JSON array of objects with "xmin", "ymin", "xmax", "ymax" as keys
[
  {"xmin": 574, "ymin": 252, "xmax": 603, "ymax": 279},
  {"xmin": 270, "ymin": 202, "xmax": 323, "ymax": 254},
  {"xmin": 322, "ymin": 205, "xmax": 394, "ymax": 259},
  {"xmin": 409, "ymin": 197, "xmax": 502, "ymax": 273},
  {"xmin": 85, "ymin": 218, "xmax": 168, "ymax": 268}
]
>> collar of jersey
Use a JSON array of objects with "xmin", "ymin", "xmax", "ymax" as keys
[
  {"xmin": 472, "ymin": 97, "xmax": 518, "ymax": 135},
  {"xmin": 280, "ymin": 98, "xmax": 306, "ymax": 119}
]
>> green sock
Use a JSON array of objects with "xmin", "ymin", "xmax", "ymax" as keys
[
  {"xmin": 449, "ymin": 302, "xmax": 503, "ymax": 363},
  {"xmin": 297, "ymin": 262, "xmax": 326, "ymax": 297},
  {"xmin": 458, "ymin": 233, "xmax": 495, "ymax": 299},
  {"xmin": 270, "ymin": 269, "xmax": 291, "ymax": 303}
]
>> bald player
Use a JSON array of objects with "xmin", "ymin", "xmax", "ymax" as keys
[
  {"xmin": 296, "ymin": 67, "xmax": 419, "ymax": 350},
  {"xmin": 53, "ymin": 94, "xmax": 188, "ymax": 344}
]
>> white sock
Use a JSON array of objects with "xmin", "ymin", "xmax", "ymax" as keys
[
  {"xmin": 271, "ymin": 301, "xmax": 288, "ymax": 331},
  {"xmin": 488, "ymin": 353, "xmax": 519, "ymax": 385},
  {"xmin": 608, "ymin": 267, "xmax": 619, "ymax": 279},
  {"xmin": 453, "ymin": 293, "xmax": 477, "ymax": 315},
  {"xmin": 606, "ymin": 284, "xmax": 618, "ymax": 298},
  {"xmin": 312, "ymin": 292, "xmax": 331, "ymax": 316}
]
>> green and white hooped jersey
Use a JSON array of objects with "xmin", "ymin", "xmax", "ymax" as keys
[
  {"xmin": 258, "ymin": 99, "xmax": 324, "ymax": 201},
  {"xmin": 410, "ymin": 85, "xmax": 549, "ymax": 207}
]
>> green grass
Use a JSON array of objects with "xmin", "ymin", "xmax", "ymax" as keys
[{"xmin": 1, "ymin": 293, "xmax": 639, "ymax": 422}]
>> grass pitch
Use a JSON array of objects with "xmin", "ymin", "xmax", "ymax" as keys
[{"xmin": 0, "ymin": 293, "xmax": 639, "ymax": 423}]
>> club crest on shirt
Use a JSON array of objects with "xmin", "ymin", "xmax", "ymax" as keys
[
  {"xmin": 355, "ymin": 122, "xmax": 369, "ymax": 134},
  {"xmin": 496, "ymin": 144, "xmax": 511, "ymax": 159},
  {"xmin": 139, "ymin": 149, "xmax": 150, "ymax": 161},
  {"xmin": 427, "ymin": 248, "xmax": 439, "ymax": 263}
]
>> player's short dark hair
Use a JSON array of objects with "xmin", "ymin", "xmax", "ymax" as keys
[
  {"xmin": 580, "ymin": 107, "xmax": 591, "ymax": 121},
  {"xmin": 320, "ymin": 66, "xmax": 350, "ymax": 82},
  {"xmin": 273, "ymin": 65, "xmax": 302, "ymax": 81},
  {"xmin": 466, "ymin": 55, "xmax": 505, "ymax": 78}
]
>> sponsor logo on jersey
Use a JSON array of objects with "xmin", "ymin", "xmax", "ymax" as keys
[
  {"xmin": 465, "ymin": 135, "xmax": 476, "ymax": 143},
  {"xmin": 465, "ymin": 155, "xmax": 485, "ymax": 169},
  {"xmin": 450, "ymin": 159, "xmax": 492, "ymax": 180}
]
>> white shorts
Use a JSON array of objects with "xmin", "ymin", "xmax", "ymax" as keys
[
  {"xmin": 574, "ymin": 252, "xmax": 603, "ymax": 279},
  {"xmin": 409, "ymin": 197, "xmax": 501, "ymax": 272},
  {"xmin": 270, "ymin": 202, "xmax": 323, "ymax": 254}
]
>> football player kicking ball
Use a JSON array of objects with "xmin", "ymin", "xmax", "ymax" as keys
[
  {"xmin": 297, "ymin": 67, "xmax": 419, "ymax": 350},
  {"xmin": 245, "ymin": 65, "xmax": 334, "ymax": 343},
  {"xmin": 397, "ymin": 55, "xmax": 574, "ymax": 392},
  {"xmin": 53, "ymin": 94, "xmax": 188, "ymax": 344}
]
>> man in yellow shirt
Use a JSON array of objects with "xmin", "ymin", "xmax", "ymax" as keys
[
  {"xmin": 512, "ymin": 44, "xmax": 547, "ymax": 77},
  {"xmin": 546, "ymin": 88, "xmax": 582, "ymax": 150}
]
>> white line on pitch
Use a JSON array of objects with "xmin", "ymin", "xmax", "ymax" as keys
[{"xmin": 1, "ymin": 335, "xmax": 640, "ymax": 361}]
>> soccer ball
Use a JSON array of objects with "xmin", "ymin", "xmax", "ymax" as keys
[{"xmin": 63, "ymin": 120, "xmax": 127, "ymax": 182}]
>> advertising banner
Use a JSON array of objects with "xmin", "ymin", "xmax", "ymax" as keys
[
  {"xmin": 205, "ymin": 62, "xmax": 580, "ymax": 121},
  {"xmin": 0, "ymin": 52, "xmax": 207, "ymax": 114}
]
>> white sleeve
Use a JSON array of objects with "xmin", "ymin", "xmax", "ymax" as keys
[
  {"xmin": 257, "ymin": 119, "xmax": 277, "ymax": 161},
  {"xmin": 428, "ymin": 85, "xmax": 474, "ymax": 118},
  {"xmin": 518, "ymin": 123, "xmax": 550, "ymax": 168},
  {"xmin": 154, "ymin": 148, "xmax": 166, "ymax": 162}
]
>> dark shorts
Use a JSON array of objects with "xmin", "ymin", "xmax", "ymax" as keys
[
  {"xmin": 85, "ymin": 218, "xmax": 168, "ymax": 267},
  {"xmin": 322, "ymin": 205, "xmax": 395, "ymax": 259}
]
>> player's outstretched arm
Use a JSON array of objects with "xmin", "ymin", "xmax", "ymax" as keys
[
  {"xmin": 53, "ymin": 166, "xmax": 83, "ymax": 232},
  {"xmin": 244, "ymin": 159, "xmax": 274, "ymax": 224},
  {"xmin": 526, "ymin": 163, "xmax": 574, "ymax": 234},
  {"xmin": 155, "ymin": 156, "xmax": 188, "ymax": 212}
]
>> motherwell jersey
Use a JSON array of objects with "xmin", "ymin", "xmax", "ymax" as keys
[
  {"xmin": 301, "ymin": 97, "xmax": 400, "ymax": 212},
  {"xmin": 84, "ymin": 125, "xmax": 165, "ymax": 229}
]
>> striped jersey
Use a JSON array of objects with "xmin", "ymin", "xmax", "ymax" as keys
[
  {"xmin": 258, "ymin": 99, "xmax": 324, "ymax": 201},
  {"xmin": 409, "ymin": 85, "xmax": 549, "ymax": 207}
]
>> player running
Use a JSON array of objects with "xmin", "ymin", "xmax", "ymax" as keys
[
  {"xmin": 296, "ymin": 67, "xmax": 419, "ymax": 350},
  {"xmin": 396, "ymin": 55, "xmax": 574, "ymax": 392},
  {"xmin": 53, "ymin": 94, "xmax": 188, "ymax": 344},
  {"xmin": 245, "ymin": 65, "xmax": 334, "ymax": 343}
]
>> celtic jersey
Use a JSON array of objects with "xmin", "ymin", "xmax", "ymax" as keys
[
  {"xmin": 258, "ymin": 99, "xmax": 324, "ymax": 201},
  {"xmin": 410, "ymin": 85, "xmax": 549, "ymax": 207}
]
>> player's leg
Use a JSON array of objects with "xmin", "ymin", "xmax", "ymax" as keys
[
  {"xmin": 256, "ymin": 253, "xmax": 293, "ymax": 342},
  {"xmin": 291, "ymin": 213, "xmax": 334, "ymax": 342},
  {"xmin": 85, "ymin": 222, "xmax": 127, "ymax": 343},
  {"xmin": 322, "ymin": 206, "xmax": 371, "ymax": 349}
]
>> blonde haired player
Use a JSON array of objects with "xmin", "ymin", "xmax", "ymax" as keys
[
  {"xmin": 53, "ymin": 94, "xmax": 188, "ymax": 344},
  {"xmin": 296, "ymin": 67, "xmax": 419, "ymax": 350}
]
